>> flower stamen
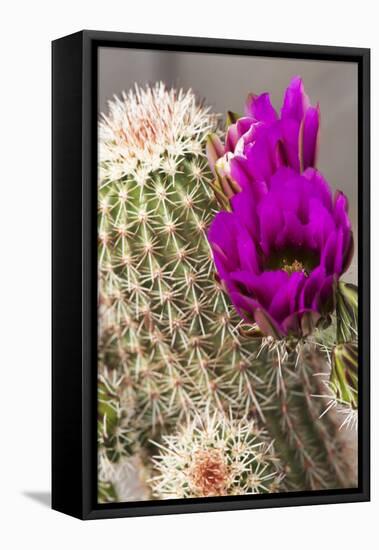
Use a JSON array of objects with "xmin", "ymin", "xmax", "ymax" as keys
[{"xmin": 282, "ymin": 259, "xmax": 308, "ymax": 275}]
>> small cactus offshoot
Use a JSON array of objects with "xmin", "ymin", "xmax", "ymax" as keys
[{"xmin": 149, "ymin": 411, "xmax": 285, "ymax": 498}]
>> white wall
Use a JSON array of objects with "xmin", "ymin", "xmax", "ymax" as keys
[{"xmin": 1, "ymin": 1, "xmax": 376, "ymax": 548}]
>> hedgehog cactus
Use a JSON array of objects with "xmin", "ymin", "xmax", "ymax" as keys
[
  {"xmin": 98, "ymin": 84, "xmax": 265, "ymax": 486},
  {"xmin": 98, "ymin": 80, "xmax": 357, "ymax": 502}
]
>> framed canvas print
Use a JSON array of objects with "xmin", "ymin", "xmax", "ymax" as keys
[{"xmin": 52, "ymin": 30, "xmax": 370, "ymax": 520}]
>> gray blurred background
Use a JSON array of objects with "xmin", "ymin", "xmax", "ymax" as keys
[{"xmin": 98, "ymin": 48, "xmax": 358, "ymax": 283}]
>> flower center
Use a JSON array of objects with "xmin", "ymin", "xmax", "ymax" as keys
[
  {"xmin": 281, "ymin": 258, "xmax": 306, "ymax": 275},
  {"xmin": 265, "ymin": 247, "xmax": 319, "ymax": 276}
]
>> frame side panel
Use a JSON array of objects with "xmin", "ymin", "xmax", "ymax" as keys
[
  {"xmin": 360, "ymin": 49, "xmax": 370, "ymax": 499},
  {"xmin": 52, "ymin": 32, "xmax": 84, "ymax": 519}
]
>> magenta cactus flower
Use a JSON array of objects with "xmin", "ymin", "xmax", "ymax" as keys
[
  {"xmin": 208, "ymin": 166, "xmax": 353, "ymax": 338},
  {"xmin": 207, "ymin": 76, "xmax": 320, "ymax": 203}
]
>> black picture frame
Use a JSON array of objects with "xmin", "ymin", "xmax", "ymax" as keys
[{"xmin": 52, "ymin": 30, "xmax": 370, "ymax": 520}]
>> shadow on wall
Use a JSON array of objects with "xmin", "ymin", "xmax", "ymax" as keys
[{"xmin": 22, "ymin": 491, "xmax": 51, "ymax": 508}]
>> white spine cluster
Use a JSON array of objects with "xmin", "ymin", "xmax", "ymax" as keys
[
  {"xmin": 99, "ymin": 82, "xmax": 217, "ymax": 182},
  {"xmin": 149, "ymin": 411, "xmax": 284, "ymax": 499}
]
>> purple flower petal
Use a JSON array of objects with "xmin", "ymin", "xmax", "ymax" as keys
[
  {"xmin": 269, "ymin": 282, "xmax": 293, "ymax": 322},
  {"xmin": 275, "ymin": 210, "xmax": 306, "ymax": 250},
  {"xmin": 317, "ymin": 275, "xmax": 336, "ymax": 314},
  {"xmin": 254, "ymin": 308, "xmax": 284, "ymax": 339},
  {"xmin": 334, "ymin": 191, "xmax": 351, "ymax": 231},
  {"xmin": 281, "ymin": 76, "xmax": 310, "ymax": 123},
  {"xmin": 208, "ymin": 212, "xmax": 241, "ymax": 277},
  {"xmin": 229, "ymin": 156, "xmax": 252, "ymax": 190},
  {"xmin": 280, "ymin": 118, "xmax": 301, "ymax": 172},
  {"xmin": 342, "ymin": 231, "xmax": 354, "ymax": 273},
  {"xmin": 287, "ymin": 271, "xmax": 306, "ymax": 314},
  {"xmin": 257, "ymin": 199, "xmax": 284, "ymax": 256},
  {"xmin": 230, "ymin": 183, "xmax": 261, "ymax": 238},
  {"xmin": 245, "ymin": 92, "xmax": 278, "ymax": 123},
  {"xmin": 237, "ymin": 231, "xmax": 261, "ymax": 274},
  {"xmin": 243, "ymin": 136, "xmax": 278, "ymax": 183},
  {"xmin": 229, "ymin": 270, "xmax": 288, "ymax": 311},
  {"xmin": 306, "ymin": 198, "xmax": 335, "ymax": 250},
  {"xmin": 303, "ymin": 168, "xmax": 333, "ymax": 211},
  {"xmin": 229, "ymin": 290, "xmax": 259, "ymax": 323},
  {"xmin": 321, "ymin": 232, "xmax": 336, "ymax": 274},
  {"xmin": 299, "ymin": 267, "xmax": 326, "ymax": 310},
  {"xmin": 300, "ymin": 105, "xmax": 319, "ymax": 169},
  {"xmin": 236, "ymin": 117, "xmax": 258, "ymax": 139}
]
